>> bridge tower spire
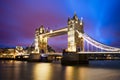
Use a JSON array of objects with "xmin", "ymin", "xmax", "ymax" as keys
[{"xmin": 67, "ymin": 14, "xmax": 84, "ymax": 52}]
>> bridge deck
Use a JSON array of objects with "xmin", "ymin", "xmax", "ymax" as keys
[
  {"xmin": 42, "ymin": 27, "xmax": 67, "ymax": 37},
  {"xmin": 78, "ymin": 52, "xmax": 120, "ymax": 54}
]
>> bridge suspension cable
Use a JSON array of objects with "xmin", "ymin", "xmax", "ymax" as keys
[{"xmin": 76, "ymin": 30, "xmax": 120, "ymax": 52}]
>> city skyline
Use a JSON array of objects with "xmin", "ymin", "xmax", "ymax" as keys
[{"xmin": 0, "ymin": 0, "xmax": 120, "ymax": 51}]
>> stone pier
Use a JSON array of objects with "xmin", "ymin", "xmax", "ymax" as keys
[
  {"xmin": 61, "ymin": 52, "xmax": 89, "ymax": 65},
  {"xmin": 28, "ymin": 53, "xmax": 41, "ymax": 62}
]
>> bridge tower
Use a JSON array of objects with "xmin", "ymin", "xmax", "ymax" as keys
[
  {"xmin": 67, "ymin": 13, "xmax": 84, "ymax": 52},
  {"xmin": 34, "ymin": 25, "xmax": 48, "ymax": 53},
  {"xmin": 34, "ymin": 28, "xmax": 39, "ymax": 53}
]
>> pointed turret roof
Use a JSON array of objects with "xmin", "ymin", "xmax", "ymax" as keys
[
  {"xmin": 73, "ymin": 12, "xmax": 78, "ymax": 20},
  {"xmin": 68, "ymin": 17, "xmax": 71, "ymax": 21}
]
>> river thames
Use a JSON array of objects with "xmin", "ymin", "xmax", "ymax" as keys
[{"xmin": 0, "ymin": 60, "xmax": 120, "ymax": 80}]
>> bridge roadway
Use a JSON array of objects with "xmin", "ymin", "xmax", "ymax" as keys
[
  {"xmin": 15, "ymin": 53, "xmax": 62, "ymax": 57},
  {"xmin": 78, "ymin": 52, "xmax": 120, "ymax": 54},
  {"xmin": 77, "ymin": 52, "xmax": 120, "ymax": 59},
  {"xmin": 15, "ymin": 52, "xmax": 120, "ymax": 57},
  {"xmin": 46, "ymin": 52, "xmax": 120, "ymax": 55},
  {"xmin": 61, "ymin": 52, "xmax": 120, "ymax": 65},
  {"xmin": 44, "ymin": 52, "xmax": 120, "ymax": 58},
  {"xmin": 15, "ymin": 52, "xmax": 120, "ymax": 64}
]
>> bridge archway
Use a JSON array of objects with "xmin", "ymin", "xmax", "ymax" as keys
[{"xmin": 48, "ymin": 35, "xmax": 67, "ymax": 52}]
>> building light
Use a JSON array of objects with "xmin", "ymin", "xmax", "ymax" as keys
[
  {"xmin": 50, "ymin": 30, "xmax": 53, "ymax": 33},
  {"xmin": 76, "ymin": 21, "xmax": 78, "ymax": 23}
]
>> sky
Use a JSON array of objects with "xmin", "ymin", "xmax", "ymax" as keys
[{"xmin": 0, "ymin": 0, "xmax": 120, "ymax": 51}]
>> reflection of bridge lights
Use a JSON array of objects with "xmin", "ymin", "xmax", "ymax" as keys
[
  {"xmin": 33, "ymin": 63, "xmax": 52, "ymax": 80},
  {"xmin": 65, "ymin": 67, "xmax": 74, "ymax": 80}
]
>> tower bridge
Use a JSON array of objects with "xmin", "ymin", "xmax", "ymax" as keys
[
  {"xmin": 33, "ymin": 13, "xmax": 120, "ymax": 53},
  {"xmin": 33, "ymin": 13, "xmax": 85, "ymax": 53},
  {"xmin": 29, "ymin": 13, "xmax": 120, "ymax": 64}
]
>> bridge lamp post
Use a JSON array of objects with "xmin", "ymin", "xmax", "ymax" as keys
[{"xmin": 50, "ymin": 30, "xmax": 53, "ymax": 33}]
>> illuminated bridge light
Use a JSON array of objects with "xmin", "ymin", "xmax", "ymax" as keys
[{"xmin": 50, "ymin": 30, "xmax": 53, "ymax": 33}]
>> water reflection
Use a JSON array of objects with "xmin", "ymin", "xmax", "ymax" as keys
[
  {"xmin": 33, "ymin": 63, "xmax": 52, "ymax": 80},
  {"xmin": 78, "ymin": 67, "xmax": 86, "ymax": 80},
  {"xmin": 0, "ymin": 60, "xmax": 120, "ymax": 80},
  {"xmin": 65, "ymin": 66, "xmax": 74, "ymax": 80},
  {"xmin": 65, "ymin": 66, "xmax": 87, "ymax": 80}
]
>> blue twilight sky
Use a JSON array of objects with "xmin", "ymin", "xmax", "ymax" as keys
[{"xmin": 0, "ymin": 0, "xmax": 120, "ymax": 51}]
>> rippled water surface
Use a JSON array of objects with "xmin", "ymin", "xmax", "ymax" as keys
[{"xmin": 0, "ymin": 60, "xmax": 120, "ymax": 80}]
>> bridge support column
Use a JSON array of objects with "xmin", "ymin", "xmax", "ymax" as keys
[
  {"xmin": 39, "ymin": 35, "xmax": 48, "ymax": 53},
  {"xmin": 28, "ymin": 53, "xmax": 41, "ymax": 62},
  {"xmin": 29, "ymin": 25, "xmax": 48, "ymax": 61},
  {"xmin": 67, "ymin": 13, "xmax": 84, "ymax": 52},
  {"xmin": 34, "ymin": 30, "xmax": 39, "ymax": 53},
  {"xmin": 61, "ymin": 52, "xmax": 89, "ymax": 65},
  {"xmin": 34, "ymin": 25, "xmax": 48, "ymax": 54},
  {"xmin": 67, "ymin": 28, "xmax": 76, "ymax": 52}
]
